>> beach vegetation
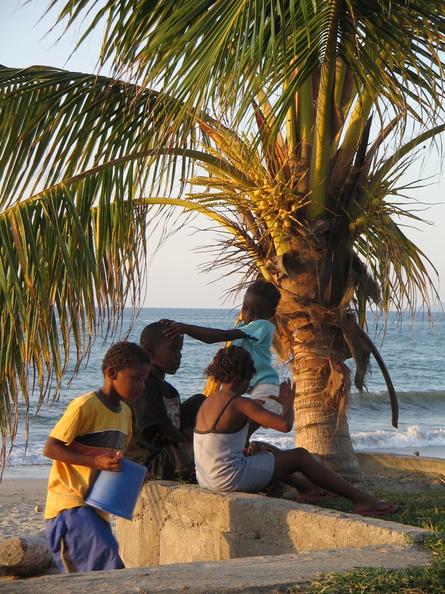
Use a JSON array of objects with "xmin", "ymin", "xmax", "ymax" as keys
[
  {"xmin": 1, "ymin": 1, "xmax": 445, "ymax": 477},
  {"xmin": 294, "ymin": 554, "xmax": 445, "ymax": 593}
]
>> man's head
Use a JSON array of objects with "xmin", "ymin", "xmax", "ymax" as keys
[{"xmin": 140, "ymin": 322, "xmax": 183, "ymax": 375}]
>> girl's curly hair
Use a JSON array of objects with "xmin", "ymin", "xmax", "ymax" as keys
[
  {"xmin": 102, "ymin": 341, "xmax": 150, "ymax": 374},
  {"xmin": 205, "ymin": 345, "xmax": 256, "ymax": 384}
]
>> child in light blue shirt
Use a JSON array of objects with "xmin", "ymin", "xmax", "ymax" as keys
[{"xmin": 161, "ymin": 280, "xmax": 282, "ymax": 413}]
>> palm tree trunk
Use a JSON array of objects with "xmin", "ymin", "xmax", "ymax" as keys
[
  {"xmin": 291, "ymin": 356, "xmax": 361, "ymax": 483},
  {"xmin": 276, "ymin": 297, "xmax": 362, "ymax": 483}
]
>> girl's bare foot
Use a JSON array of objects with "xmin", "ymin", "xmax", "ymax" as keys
[{"xmin": 351, "ymin": 497, "xmax": 398, "ymax": 517}]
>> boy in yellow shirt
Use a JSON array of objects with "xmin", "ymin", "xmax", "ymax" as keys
[{"xmin": 44, "ymin": 341, "xmax": 150, "ymax": 573}]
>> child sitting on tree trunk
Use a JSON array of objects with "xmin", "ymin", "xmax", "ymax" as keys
[{"xmin": 161, "ymin": 279, "xmax": 283, "ymax": 414}]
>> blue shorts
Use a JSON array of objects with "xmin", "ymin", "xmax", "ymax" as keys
[{"xmin": 45, "ymin": 506, "xmax": 125, "ymax": 573}]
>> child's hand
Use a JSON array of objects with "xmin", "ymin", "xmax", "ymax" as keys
[
  {"xmin": 274, "ymin": 378, "xmax": 296, "ymax": 407},
  {"xmin": 159, "ymin": 319, "xmax": 173, "ymax": 325},
  {"xmin": 93, "ymin": 450, "xmax": 123, "ymax": 472},
  {"xmin": 160, "ymin": 320, "xmax": 185, "ymax": 338}
]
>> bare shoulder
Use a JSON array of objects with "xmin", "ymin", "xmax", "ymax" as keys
[{"xmin": 234, "ymin": 395, "xmax": 263, "ymax": 412}]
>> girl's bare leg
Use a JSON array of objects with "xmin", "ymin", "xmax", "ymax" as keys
[
  {"xmin": 248, "ymin": 441, "xmax": 333, "ymax": 498},
  {"xmin": 270, "ymin": 447, "xmax": 395, "ymax": 513},
  {"xmin": 279, "ymin": 472, "xmax": 334, "ymax": 497}
]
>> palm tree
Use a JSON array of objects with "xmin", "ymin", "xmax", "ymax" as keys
[{"xmin": 1, "ymin": 0, "xmax": 444, "ymax": 479}]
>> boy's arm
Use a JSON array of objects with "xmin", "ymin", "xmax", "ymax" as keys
[
  {"xmin": 157, "ymin": 422, "xmax": 192, "ymax": 443},
  {"xmin": 44, "ymin": 436, "xmax": 123, "ymax": 471},
  {"xmin": 160, "ymin": 320, "xmax": 246, "ymax": 344}
]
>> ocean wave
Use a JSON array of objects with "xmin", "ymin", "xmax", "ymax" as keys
[
  {"xmin": 253, "ymin": 425, "xmax": 445, "ymax": 453},
  {"xmin": 350, "ymin": 390, "xmax": 445, "ymax": 403},
  {"xmin": 6, "ymin": 425, "xmax": 445, "ymax": 469},
  {"xmin": 6, "ymin": 450, "xmax": 51, "ymax": 467},
  {"xmin": 351, "ymin": 425, "xmax": 445, "ymax": 450}
]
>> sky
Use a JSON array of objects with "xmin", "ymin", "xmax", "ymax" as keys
[{"xmin": 1, "ymin": 0, "xmax": 444, "ymax": 310}]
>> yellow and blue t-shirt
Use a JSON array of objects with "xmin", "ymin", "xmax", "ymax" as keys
[{"xmin": 44, "ymin": 391, "xmax": 132, "ymax": 521}]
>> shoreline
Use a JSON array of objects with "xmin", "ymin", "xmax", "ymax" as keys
[{"xmin": 2, "ymin": 465, "xmax": 51, "ymax": 481}]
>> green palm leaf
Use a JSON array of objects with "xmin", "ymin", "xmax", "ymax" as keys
[{"xmin": 51, "ymin": 1, "xmax": 445, "ymax": 133}]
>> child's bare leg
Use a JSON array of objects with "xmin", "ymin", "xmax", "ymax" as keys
[
  {"xmin": 270, "ymin": 447, "xmax": 395, "ymax": 513},
  {"xmin": 280, "ymin": 472, "xmax": 334, "ymax": 497},
  {"xmin": 248, "ymin": 442, "xmax": 332, "ymax": 497}
]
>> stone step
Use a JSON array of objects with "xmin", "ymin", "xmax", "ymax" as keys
[{"xmin": 3, "ymin": 543, "xmax": 432, "ymax": 593}]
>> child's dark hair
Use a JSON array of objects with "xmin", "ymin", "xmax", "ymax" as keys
[
  {"xmin": 247, "ymin": 280, "xmax": 281, "ymax": 317},
  {"xmin": 140, "ymin": 321, "xmax": 182, "ymax": 352},
  {"xmin": 102, "ymin": 341, "xmax": 150, "ymax": 374},
  {"xmin": 205, "ymin": 346, "xmax": 256, "ymax": 384}
]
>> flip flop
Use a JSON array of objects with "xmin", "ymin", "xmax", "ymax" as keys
[
  {"xmin": 349, "ymin": 501, "xmax": 398, "ymax": 517},
  {"xmin": 297, "ymin": 493, "xmax": 338, "ymax": 503}
]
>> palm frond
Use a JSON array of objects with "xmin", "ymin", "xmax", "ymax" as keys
[
  {"xmin": 49, "ymin": 1, "xmax": 445, "ymax": 133},
  {"xmin": 0, "ymin": 170, "xmax": 148, "ymax": 469},
  {"xmin": 0, "ymin": 65, "xmax": 202, "ymax": 200}
]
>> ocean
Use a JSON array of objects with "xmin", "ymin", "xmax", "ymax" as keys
[{"xmin": 3, "ymin": 307, "xmax": 445, "ymax": 479}]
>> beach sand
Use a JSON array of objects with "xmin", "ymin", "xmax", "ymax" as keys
[
  {"xmin": 0, "ymin": 475, "xmax": 118, "ymax": 580},
  {"xmin": 0, "ymin": 478, "xmax": 48, "ymax": 542},
  {"xmin": 0, "ymin": 476, "xmax": 117, "ymax": 543}
]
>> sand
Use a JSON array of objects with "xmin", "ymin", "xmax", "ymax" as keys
[
  {"xmin": 0, "ymin": 478, "xmax": 48, "ymax": 542},
  {"xmin": 0, "ymin": 476, "xmax": 119, "ymax": 580},
  {"xmin": 0, "ymin": 477, "xmax": 117, "ymax": 543}
]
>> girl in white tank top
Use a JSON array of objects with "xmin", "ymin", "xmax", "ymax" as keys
[{"xmin": 194, "ymin": 346, "xmax": 397, "ymax": 517}]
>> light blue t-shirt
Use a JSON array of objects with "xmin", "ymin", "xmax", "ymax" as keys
[{"xmin": 232, "ymin": 319, "xmax": 279, "ymax": 388}]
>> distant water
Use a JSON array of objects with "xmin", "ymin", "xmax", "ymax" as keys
[{"xmin": 3, "ymin": 308, "xmax": 445, "ymax": 479}]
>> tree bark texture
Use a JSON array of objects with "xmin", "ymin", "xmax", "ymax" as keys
[{"xmin": 275, "ymin": 274, "xmax": 362, "ymax": 482}]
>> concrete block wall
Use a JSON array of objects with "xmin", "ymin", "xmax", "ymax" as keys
[{"xmin": 116, "ymin": 480, "xmax": 429, "ymax": 568}]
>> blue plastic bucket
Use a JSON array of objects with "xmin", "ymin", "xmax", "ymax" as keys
[{"xmin": 85, "ymin": 458, "xmax": 146, "ymax": 520}]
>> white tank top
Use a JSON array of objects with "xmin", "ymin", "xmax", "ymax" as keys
[{"xmin": 193, "ymin": 395, "xmax": 274, "ymax": 492}]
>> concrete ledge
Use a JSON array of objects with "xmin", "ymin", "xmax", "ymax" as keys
[
  {"xmin": 3, "ymin": 544, "xmax": 432, "ymax": 593},
  {"xmin": 116, "ymin": 481, "xmax": 430, "ymax": 567},
  {"xmin": 357, "ymin": 452, "xmax": 445, "ymax": 477}
]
